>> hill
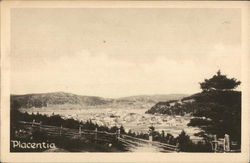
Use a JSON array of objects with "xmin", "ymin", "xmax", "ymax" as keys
[
  {"xmin": 11, "ymin": 92, "xmax": 114, "ymax": 109},
  {"xmin": 117, "ymin": 94, "xmax": 188, "ymax": 103},
  {"xmin": 145, "ymin": 95, "xmax": 196, "ymax": 115},
  {"xmin": 10, "ymin": 92, "xmax": 187, "ymax": 110},
  {"xmin": 146, "ymin": 91, "xmax": 241, "ymax": 116}
]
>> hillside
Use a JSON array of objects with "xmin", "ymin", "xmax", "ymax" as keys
[
  {"xmin": 10, "ymin": 92, "xmax": 187, "ymax": 110},
  {"xmin": 11, "ymin": 92, "xmax": 114, "ymax": 109},
  {"xmin": 145, "ymin": 96, "xmax": 196, "ymax": 116},
  {"xmin": 117, "ymin": 94, "xmax": 188, "ymax": 103},
  {"xmin": 146, "ymin": 91, "xmax": 241, "ymax": 116}
]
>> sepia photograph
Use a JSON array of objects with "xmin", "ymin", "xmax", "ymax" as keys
[{"xmin": 1, "ymin": 1, "xmax": 250, "ymax": 163}]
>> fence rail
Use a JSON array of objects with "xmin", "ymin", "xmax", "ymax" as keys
[
  {"xmin": 121, "ymin": 134, "xmax": 178, "ymax": 151},
  {"xmin": 18, "ymin": 121, "xmax": 117, "ymax": 141}
]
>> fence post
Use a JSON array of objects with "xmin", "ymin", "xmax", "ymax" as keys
[
  {"xmin": 39, "ymin": 121, "xmax": 42, "ymax": 130},
  {"xmin": 32, "ymin": 119, "xmax": 35, "ymax": 127},
  {"xmin": 149, "ymin": 128, "xmax": 153, "ymax": 142},
  {"xmin": 95, "ymin": 128, "xmax": 98, "ymax": 141},
  {"xmin": 117, "ymin": 128, "xmax": 120, "ymax": 139},
  {"xmin": 60, "ymin": 125, "xmax": 62, "ymax": 136},
  {"xmin": 79, "ymin": 126, "xmax": 82, "ymax": 136},
  {"xmin": 176, "ymin": 142, "xmax": 180, "ymax": 152},
  {"xmin": 161, "ymin": 130, "xmax": 165, "ymax": 142},
  {"xmin": 224, "ymin": 134, "xmax": 230, "ymax": 152},
  {"xmin": 212, "ymin": 135, "xmax": 218, "ymax": 152}
]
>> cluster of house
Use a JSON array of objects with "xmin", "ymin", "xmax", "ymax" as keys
[{"xmin": 65, "ymin": 111, "xmax": 196, "ymax": 137}]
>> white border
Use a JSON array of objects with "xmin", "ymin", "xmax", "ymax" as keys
[{"xmin": 1, "ymin": 1, "xmax": 250, "ymax": 163}]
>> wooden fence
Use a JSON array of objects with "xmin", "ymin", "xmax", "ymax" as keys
[
  {"xmin": 18, "ymin": 121, "xmax": 118, "ymax": 142},
  {"xmin": 17, "ymin": 121, "xmax": 179, "ymax": 152},
  {"xmin": 119, "ymin": 134, "xmax": 179, "ymax": 152}
]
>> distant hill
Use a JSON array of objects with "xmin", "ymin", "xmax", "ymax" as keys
[
  {"xmin": 11, "ymin": 92, "xmax": 114, "ymax": 109},
  {"xmin": 10, "ymin": 92, "xmax": 188, "ymax": 109},
  {"xmin": 118, "ymin": 94, "xmax": 188, "ymax": 103}
]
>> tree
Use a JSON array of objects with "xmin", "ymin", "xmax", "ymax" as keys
[
  {"xmin": 189, "ymin": 71, "xmax": 242, "ymax": 147},
  {"xmin": 199, "ymin": 70, "xmax": 241, "ymax": 91},
  {"xmin": 176, "ymin": 130, "xmax": 191, "ymax": 152},
  {"xmin": 110, "ymin": 126, "xmax": 118, "ymax": 133},
  {"xmin": 119, "ymin": 125, "xmax": 126, "ymax": 134}
]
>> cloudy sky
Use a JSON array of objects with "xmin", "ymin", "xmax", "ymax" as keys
[{"xmin": 11, "ymin": 8, "xmax": 241, "ymax": 98}]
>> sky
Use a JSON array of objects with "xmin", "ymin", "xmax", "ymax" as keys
[{"xmin": 10, "ymin": 8, "xmax": 241, "ymax": 98}]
